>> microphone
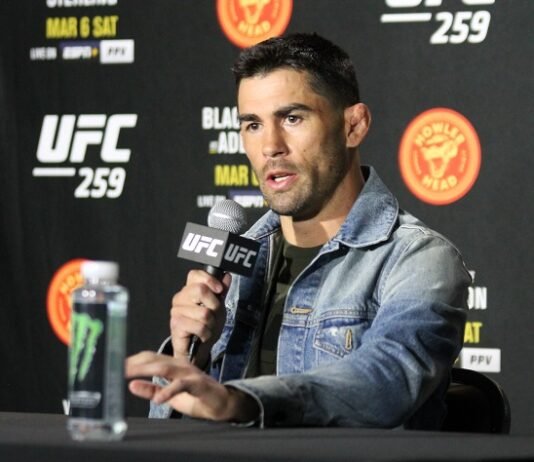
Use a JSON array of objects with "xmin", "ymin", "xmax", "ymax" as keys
[{"xmin": 177, "ymin": 199, "xmax": 260, "ymax": 360}]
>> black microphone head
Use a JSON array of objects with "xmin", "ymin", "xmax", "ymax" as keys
[{"xmin": 207, "ymin": 199, "xmax": 247, "ymax": 234}]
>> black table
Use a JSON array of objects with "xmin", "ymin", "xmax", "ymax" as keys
[{"xmin": 1, "ymin": 412, "xmax": 533, "ymax": 462}]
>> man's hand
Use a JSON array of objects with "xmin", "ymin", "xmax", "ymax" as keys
[
  {"xmin": 126, "ymin": 351, "xmax": 260, "ymax": 423},
  {"xmin": 170, "ymin": 270, "xmax": 231, "ymax": 367}
]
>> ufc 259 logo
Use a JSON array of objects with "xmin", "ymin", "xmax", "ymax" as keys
[
  {"xmin": 382, "ymin": 0, "xmax": 494, "ymax": 45},
  {"xmin": 33, "ymin": 114, "xmax": 137, "ymax": 199}
]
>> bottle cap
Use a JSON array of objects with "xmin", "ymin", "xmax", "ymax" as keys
[{"xmin": 81, "ymin": 260, "xmax": 119, "ymax": 281}]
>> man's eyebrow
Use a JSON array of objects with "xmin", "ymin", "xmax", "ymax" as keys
[
  {"xmin": 238, "ymin": 113, "xmax": 260, "ymax": 124},
  {"xmin": 238, "ymin": 103, "xmax": 313, "ymax": 124},
  {"xmin": 273, "ymin": 103, "xmax": 313, "ymax": 118}
]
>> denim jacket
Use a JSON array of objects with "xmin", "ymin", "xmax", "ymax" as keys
[{"xmin": 151, "ymin": 166, "xmax": 470, "ymax": 429}]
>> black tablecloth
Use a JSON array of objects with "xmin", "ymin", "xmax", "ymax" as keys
[{"xmin": 0, "ymin": 412, "xmax": 533, "ymax": 462}]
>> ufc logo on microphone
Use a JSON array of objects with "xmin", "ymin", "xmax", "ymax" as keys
[
  {"xmin": 178, "ymin": 222, "xmax": 260, "ymax": 276},
  {"xmin": 182, "ymin": 233, "xmax": 224, "ymax": 257},
  {"xmin": 223, "ymin": 244, "xmax": 257, "ymax": 268}
]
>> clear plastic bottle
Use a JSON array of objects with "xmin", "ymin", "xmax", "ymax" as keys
[{"xmin": 67, "ymin": 260, "xmax": 128, "ymax": 441}]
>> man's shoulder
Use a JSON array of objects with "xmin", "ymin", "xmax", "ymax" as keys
[{"xmin": 393, "ymin": 208, "xmax": 465, "ymax": 259}]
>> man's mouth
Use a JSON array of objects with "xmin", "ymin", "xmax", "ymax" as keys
[
  {"xmin": 272, "ymin": 174, "xmax": 291, "ymax": 182},
  {"xmin": 265, "ymin": 171, "xmax": 297, "ymax": 190}
]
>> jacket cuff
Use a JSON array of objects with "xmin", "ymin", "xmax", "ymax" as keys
[{"xmin": 224, "ymin": 376, "xmax": 305, "ymax": 428}]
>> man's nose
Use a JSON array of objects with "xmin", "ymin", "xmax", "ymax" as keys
[{"xmin": 262, "ymin": 125, "xmax": 288, "ymax": 158}]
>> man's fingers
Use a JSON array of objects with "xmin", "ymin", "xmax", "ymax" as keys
[
  {"xmin": 172, "ymin": 284, "xmax": 222, "ymax": 312},
  {"xmin": 221, "ymin": 272, "xmax": 232, "ymax": 293},
  {"xmin": 171, "ymin": 319, "xmax": 212, "ymax": 345},
  {"xmin": 126, "ymin": 350, "xmax": 159, "ymax": 367},
  {"xmin": 167, "ymin": 270, "xmax": 231, "ymax": 364},
  {"xmin": 170, "ymin": 309, "xmax": 214, "ymax": 341},
  {"xmin": 153, "ymin": 377, "xmax": 190, "ymax": 405},
  {"xmin": 169, "ymin": 288, "xmax": 222, "ymax": 357},
  {"xmin": 125, "ymin": 351, "xmax": 190, "ymax": 379},
  {"xmin": 128, "ymin": 379, "xmax": 159, "ymax": 400},
  {"xmin": 154, "ymin": 374, "xmax": 222, "ymax": 417},
  {"xmin": 126, "ymin": 356, "xmax": 210, "ymax": 411},
  {"xmin": 185, "ymin": 270, "xmax": 225, "ymax": 294},
  {"xmin": 125, "ymin": 352, "xmax": 258, "ymax": 423},
  {"xmin": 171, "ymin": 304, "xmax": 216, "ymax": 328},
  {"xmin": 170, "ymin": 319, "xmax": 212, "ymax": 358}
]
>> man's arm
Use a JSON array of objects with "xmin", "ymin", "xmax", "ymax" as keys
[
  {"xmin": 224, "ymin": 234, "xmax": 470, "ymax": 428},
  {"xmin": 127, "ymin": 351, "xmax": 260, "ymax": 423},
  {"xmin": 131, "ymin": 234, "xmax": 469, "ymax": 428},
  {"xmin": 141, "ymin": 268, "xmax": 235, "ymax": 419}
]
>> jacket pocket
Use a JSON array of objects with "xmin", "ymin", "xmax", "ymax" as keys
[{"xmin": 312, "ymin": 313, "xmax": 371, "ymax": 362}]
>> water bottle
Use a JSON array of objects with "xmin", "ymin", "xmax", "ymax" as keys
[{"xmin": 67, "ymin": 260, "xmax": 128, "ymax": 441}]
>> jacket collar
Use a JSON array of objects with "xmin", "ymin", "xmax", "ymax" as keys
[{"xmin": 244, "ymin": 166, "xmax": 399, "ymax": 249}]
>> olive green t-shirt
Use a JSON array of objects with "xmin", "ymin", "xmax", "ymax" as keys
[{"xmin": 247, "ymin": 237, "xmax": 322, "ymax": 377}]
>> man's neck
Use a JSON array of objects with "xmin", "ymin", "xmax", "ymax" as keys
[
  {"xmin": 280, "ymin": 215, "xmax": 346, "ymax": 248},
  {"xmin": 280, "ymin": 165, "xmax": 365, "ymax": 248}
]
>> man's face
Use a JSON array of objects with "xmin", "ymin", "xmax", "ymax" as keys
[{"xmin": 238, "ymin": 68, "xmax": 352, "ymax": 220}]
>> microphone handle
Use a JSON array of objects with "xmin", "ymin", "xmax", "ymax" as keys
[
  {"xmin": 204, "ymin": 265, "xmax": 225, "ymax": 279},
  {"xmin": 188, "ymin": 265, "xmax": 225, "ymax": 361}
]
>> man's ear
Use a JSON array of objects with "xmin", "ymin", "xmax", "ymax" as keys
[{"xmin": 345, "ymin": 103, "xmax": 371, "ymax": 148}]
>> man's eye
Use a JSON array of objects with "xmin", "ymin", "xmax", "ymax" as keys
[
  {"xmin": 286, "ymin": 115, "xmax": 301, "ymax": 124},
  {"xmin": 244, "ymin": 122, "xmax": 260, "ymax": 132}
]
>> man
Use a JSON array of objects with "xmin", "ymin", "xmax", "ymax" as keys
[{"xmin": 126, "ymin": 33, "xmax": 470, "ymax": 429}]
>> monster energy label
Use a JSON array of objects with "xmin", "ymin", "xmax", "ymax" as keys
[{"xmin": 69, "ymin": 304, "xmax": 108, "ymax": 418}]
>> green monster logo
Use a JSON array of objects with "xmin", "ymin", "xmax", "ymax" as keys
[{"xmin": 69, "ymin": 311, "xmax": 104, "ymax": 386}]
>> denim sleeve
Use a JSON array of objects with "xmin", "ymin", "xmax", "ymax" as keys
[{"xmin": 225, "ymin": 234, "xmax": 470, "ymax": 428}]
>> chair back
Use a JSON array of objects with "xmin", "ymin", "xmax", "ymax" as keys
[{"xmin": 442, "ymin": 367, "xmax": 511, "ymax": 433}]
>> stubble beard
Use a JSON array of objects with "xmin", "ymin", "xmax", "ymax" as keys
[
  {"xmin": 257, "ymin": 156, "xmax": 349, "ymax": 221},
  {"xmin": 262, "ymin": 179, "xmax": 312, "ymax": 218}
]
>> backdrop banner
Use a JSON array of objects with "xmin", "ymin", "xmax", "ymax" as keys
[{"xmin": 0, "ymin": 0, "xmax": 532, "ymax": 432}]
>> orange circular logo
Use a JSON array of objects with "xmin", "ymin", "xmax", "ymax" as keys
[
  {"xmin": 217, "ymin": 0, "xmax": 293, "ymax": 48},
  {"xmin": 47, "ymin": 259, "xmax": 86, "ymax": 345},
  {"xmin": 399, "ymin": 108, "xmax": 481, "ymax": 205}
]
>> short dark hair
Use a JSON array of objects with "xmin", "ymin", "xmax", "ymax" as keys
[{"xmin": 232, "ymin": 33, "xmax": 360, "ymax": 108}]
